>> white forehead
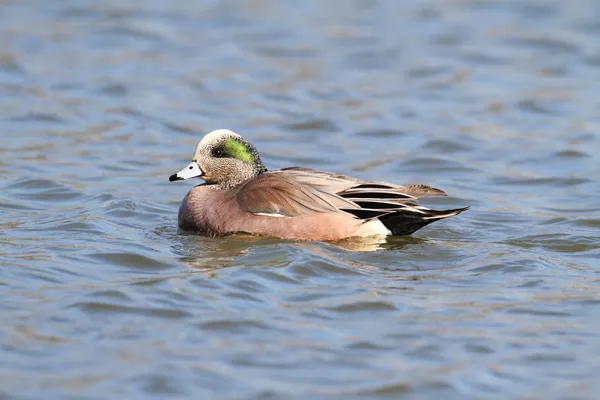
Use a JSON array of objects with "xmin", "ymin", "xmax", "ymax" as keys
[{"xmin": 198, "ymin": 129, "xmax": 241, "ymax": 147}]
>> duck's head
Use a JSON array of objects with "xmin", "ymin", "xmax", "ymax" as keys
[{"xmin": 169, "ymin": 129, "xmax": 267, "ymax": 188}]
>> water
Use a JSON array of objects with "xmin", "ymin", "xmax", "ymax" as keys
[{"xmin": 1, "ymin": 0, "xmax": 600, "ymax": 398}]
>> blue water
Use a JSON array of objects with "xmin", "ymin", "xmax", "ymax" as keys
[{"xmin": 1, "ymin": 0, "xmax": 600, "ymax": 398}]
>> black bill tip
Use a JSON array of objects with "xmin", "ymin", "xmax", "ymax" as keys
[{"xmin": 169, "ymin": 174, "xmax": 183, "ymax": 182}]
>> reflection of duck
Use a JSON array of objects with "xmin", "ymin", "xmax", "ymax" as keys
[
  {"xmin": 331, "ymin": 235, "xmax": 427, "ymax": 252},
  {"xmin": 171, "ymin": 234, "xmax": 290, "ymax": 271},
  {"xmin": 169, "ymin": 129, "xmax": 468, "ymax": 241}
]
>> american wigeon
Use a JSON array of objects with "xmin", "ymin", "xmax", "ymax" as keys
[{"xmin": 169, "ymin": 129, "xmax": 468, "ymax": 241}]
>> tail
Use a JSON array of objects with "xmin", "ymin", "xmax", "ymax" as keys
[{"xmin": 379, "ymin": 206, "xmax": 469, "ymax": 236}]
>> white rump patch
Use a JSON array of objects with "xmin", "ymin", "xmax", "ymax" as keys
[{"xmin": 357, "ymin": 219, "xmax": 392, "ymax": 236}]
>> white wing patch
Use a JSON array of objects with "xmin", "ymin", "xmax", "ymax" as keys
[{"xmin": 253, "ymin": 212, "xmax": 286, "ymax": 218}]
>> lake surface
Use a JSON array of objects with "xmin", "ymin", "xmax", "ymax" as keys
[{"xmin": 1, "ymin": 0, "xmax": 600, "ymax": 398}]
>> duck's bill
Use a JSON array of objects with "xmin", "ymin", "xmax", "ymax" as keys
[{"xmin": 169, "ymin": 162, "xmax": 203, "ymax": 182}]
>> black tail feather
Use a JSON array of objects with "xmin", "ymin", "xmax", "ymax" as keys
[{"xmin": 379, "ymin": 206, "xmax": 469, "ymax": 236}]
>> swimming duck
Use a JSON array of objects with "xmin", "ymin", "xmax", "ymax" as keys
[{"xmin": 169, "ymin": 129, "xmax": 468, "ymax": 241}]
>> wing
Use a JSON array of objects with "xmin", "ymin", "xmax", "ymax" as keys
[
  {"xmin": 234, "ymin": 167, "xmax": 449, "ymax": 220},
  {"xmin": 233, "ymin": 171, "xmax": 359, "ymax": 217},
  {"xmin": 278, "ymin": 167, "xmax": 445, "ymax": 196}
]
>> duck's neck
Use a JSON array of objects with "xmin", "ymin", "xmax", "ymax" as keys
[{"xmin": 213, "ymin": 166, "xmax": 268, "ymax": 190}]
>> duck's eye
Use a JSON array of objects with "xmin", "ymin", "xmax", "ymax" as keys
[
  {"xmin": 188, "ymin": 166, "xmax": 193, "ymax": 170},
  {"xmin": 212, "ymin": 148, "xmax": 225, "ymax": 158}
]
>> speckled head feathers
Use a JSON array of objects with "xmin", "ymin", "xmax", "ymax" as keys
[{"xmin": 192, "ymin": 129, "xmax": 267, "ymax": 188}]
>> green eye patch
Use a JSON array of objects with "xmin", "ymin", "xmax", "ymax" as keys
[{"xmin": 223, "ymin": 138, "xmax": 254, "ymax": 164}]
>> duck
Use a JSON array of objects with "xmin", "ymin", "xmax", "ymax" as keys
[{"xmin": 169, "ymin": 129, "xmax": 468, "ymax": 241}]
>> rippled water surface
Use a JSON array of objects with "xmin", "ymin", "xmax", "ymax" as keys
[{"xmin": 2, "ymin": 0, "xmax": 600, "ymax": 398}]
